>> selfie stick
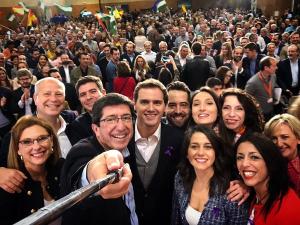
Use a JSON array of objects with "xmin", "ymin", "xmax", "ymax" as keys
[{"xmin": 14, "ymin": 169, "xmax": 123, "ymax": 225}]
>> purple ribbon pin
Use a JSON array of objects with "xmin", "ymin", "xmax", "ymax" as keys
[{"xmin": 164, "ymin": 146, "xmax": 174, "ymax": 157}]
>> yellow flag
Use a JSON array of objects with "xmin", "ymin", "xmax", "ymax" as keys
[
  {"xmin": 182, "ymin": 4, "xmax": 187, "ymax": 14},
  {"xmin": 113, "ymin": 8, "xmax": 121, "ymax": 19},
  {"xmin": 27, "ymin": 9, "xmax": 38, "ymax": 27}
]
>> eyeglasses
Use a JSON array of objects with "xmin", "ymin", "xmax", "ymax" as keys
[
  {"xmin": 19, "ymin": 135, "xmax": 51, "ymax": 147},
  {"xmin": 99, "ymin": 115, "xmax": 133, "ymax": 125}
]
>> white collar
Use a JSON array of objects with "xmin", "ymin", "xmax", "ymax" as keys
[{"xmin": 134, "ymin": 122, "xmax": 161, "ymax": 141}]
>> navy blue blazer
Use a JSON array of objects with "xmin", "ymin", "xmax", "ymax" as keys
[
  {"xmin": 60, "ymin": 135, "xmax": 131, "ymax": 225},
  {"xmin": 171, "ymin": 172, "xmax": 249, "ymax": 225},
  {"xmin": 128, "ymin": 123, "xmax": 184, "ymax": 225}
]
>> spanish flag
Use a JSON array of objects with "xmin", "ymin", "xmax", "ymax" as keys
[
  {"xmin": 27, "ymin": 9, "xmax": 38, "ymax": 27},
  {"xmin": 182, "ymin": 4, "xmax": 187, "ymax": 14}
]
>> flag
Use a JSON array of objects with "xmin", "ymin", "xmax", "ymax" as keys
[
  {"xmin": 12, "ymin": 5, "xmax": 25, "ymax": 16},
  {"xmin": 18, "ymin": 2, "xmax": 29, "ymax": 13},
  {"xmin": 55, "ymin": 3, "xmax": 72, "ymax": 12},
  {"xmin": 7, "ymin": 13, "xmax": 16, "ymax": 22},
  {"xmin": 27, "ymin": 9, "xmax": 38, "ymax": 27},
  {"xmin": 113, "ymin": 8, "xmax": 121, "ymax": 19},
  {"xmin": 38, "ymin": 0, "xmax": 45, "ymax": 11},
  {"xmin": 181, "ymin": 4, "xmax": 187, "ymax": 14},
  {"xmin": 153, "ymin": 0, "xmax": 167, "ymax": 12},
  {"xmin": 108, "ymin": 14, "xmax": 117, "ymax": 35},
  {"xmin": 104, "ymin": 6, "xmax": 117, "ymax": 35},
  {"xmin": 95, "ymin": 13, "xmax": 108, "ymax": 32}
]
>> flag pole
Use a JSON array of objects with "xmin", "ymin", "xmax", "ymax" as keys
[{"xmin": 0, "ymin": 24, "xmax": 15, "ymax": 32}]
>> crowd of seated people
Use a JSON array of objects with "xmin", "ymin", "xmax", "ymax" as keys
[{"xmin": 0, "ymin": 5, "xmax": 299, "ymax": 225}]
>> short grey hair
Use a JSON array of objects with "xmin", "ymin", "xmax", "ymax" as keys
[{"xmin": 34, "ymin": 77, "xmax": 65, "ymax": 95}]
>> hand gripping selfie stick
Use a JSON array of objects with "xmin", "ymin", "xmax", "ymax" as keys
[{"xmin": 14, "ymin": 168, "xmax": 123, "ymax": 225}]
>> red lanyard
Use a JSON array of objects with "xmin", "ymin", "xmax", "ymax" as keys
[{"xmin": 258, "ymin": 72, "xmax": 272, "ymax": 97}]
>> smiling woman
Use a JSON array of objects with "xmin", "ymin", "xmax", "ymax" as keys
[
  {"xmin": 264, "ymin": 113, "xmax": 300, "ymax": 196},
  {"xmin": 171, "ymin": 125, "xmax": 248, "ymax": 225},
  {"xmin": 0, "ymin": 116, "xmax": 64, "ymax": 225},
  {"xmin": 235, "ymin": 133, "xmax": 300, "ymax": 225}
]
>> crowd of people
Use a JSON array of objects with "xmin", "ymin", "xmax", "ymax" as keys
[{"xmin": 0, "ymin": 5, "xmax": 300, "ymax": 225}]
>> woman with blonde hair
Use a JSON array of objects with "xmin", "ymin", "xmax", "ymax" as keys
[
  {"xmin": 214, "ymin": 42, "xmax": 233, "ymax": 69},
  {"xmin": 133, "ymin": 55, "xmax": 151, "ymax": 82},
  {"xmin": 264, "ymin": 113, "xmax": 300, "ymax": 196},
  {"xmin": 0, "ymin": 116, "xmax": 63, "ymax": 225}
]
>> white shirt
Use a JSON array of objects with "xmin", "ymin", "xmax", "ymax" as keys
[
  {"xmin": 290, "ymin": 59, "xmax": 299, "ymax": 87},
  {"xmin": 18, "ymin": 97, "xmax": 33, "ymax": 116},
  {"xmin": 63, "ymin": 65, "xmax": 71, "ymax": 83},
  {"xmin": 57, "ymin": 116, "xmax": 72, "ymax": 158},
  {"xmin": 141, "ymin": 51, "xmax": 157, "ymax": 63},
  {"xmin": 135, "ymin": 123, "xmax": 161, "ymax": 163},
  {"xmin": 185, "ymin": 205, "xmax": 202, "ymax": 225}
]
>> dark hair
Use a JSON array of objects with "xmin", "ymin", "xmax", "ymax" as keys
[
  {"xmin": 48, "ymin": 67, "xmax": 59, "ymax": 75},
  {"xmin": 110, "ymin": 47, "xmax": 119, "ymax": 55},
  {"xmin": 206, "ymin": 77, "xmax": 222, "ymax": 88},
  {"xmin": 92, "ymin": 93, "xmax": 134, "ymax": 124},
  {"xmin": 75, "ymin": 75, "xmax": 104, "ymax": 95},
  {"xmin": 167, "ymin": 81, "xmax": 191, "ymax": 103},
  {"xmin": 179, "ymin": 125, "xmax": 232, "ymax": 195},
  {"xmin": 235, "ymin": 133, "xmax": 289, "ymax": 219},
  {"xmin": 189, "ymin": 86, "xmax": 220, "ymax": 128},
  {"xmin": 259, "ymin": 56, "xmax": 276, "ymax": 71},
  {"xmin": 134, "ymin": 78, "xmax": 168, "ymax": 104},
  {"xmin": 158, "ymin": 67, "xmax": 173, "ymax": 87},
  {"xmin": 216, "ymin": 66, "xmax": 232, "ymax": 88},
  {"xmin": 117, "ymin": 61, "xmax": 131, "ymax": 77},
  {"xmin": 191, "ymin": 42, "xmax": 202, "ymax": 55},
  {"xmin": 219, "ymin": 88, "xmax": 264, "ymax": 146},
  {"xmin": 244, "ymin": 42, "xmax": 258, "ymax": 51}
]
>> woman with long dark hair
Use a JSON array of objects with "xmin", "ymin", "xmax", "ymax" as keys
[
  {"xmin": 219, "ymin": 88, "xmax": 264, "ymax": 147},
  {"xmin": 235, "ymin": 133, "xmax": 300, "ymax": 224},
  {"xmin": 171, "ymin": 125, "xmax": 248, "ymax": 225}
]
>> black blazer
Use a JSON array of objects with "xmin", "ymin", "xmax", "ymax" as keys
[
  {"xmin": 276, "ymin": 58, "xmax": 300, "ymax": 95},
  {"xmin": 120, "ymin": 52, "xmax": 139, "ymax": 69},
  {"xmin": 182, "ymin": 56, "xmax": 211, "ymax": 91},
  {"xmin": 67, "ymin": 112, "xmax": 93, "ymax": 145},
  {"xmin": 12, "ymin": 85, "xmax": 36, "ymax": 118},
  {"xmin": 128, "ymin": 123, "xmax": 184, "ymax": 225},
  {"xmin": 58, "ymin": 65, "xmax": 74, "ymax": 83},
  {"xmin": 242, "ymin": 54, "xmax": 265, "ymax": 82},
  {"xmin": 60, "ymin": 136, "xmax": 131, "ymax": 225},
  {"xmin": 0, "ymin": 159, "xmax": 64, "ymax": 225}
]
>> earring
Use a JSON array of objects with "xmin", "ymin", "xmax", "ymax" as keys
[
  {"xmin": 20, "ymin": 155, "xmax": 23, "ymax": 161},
  {"xmin": 51, "ymin": 148, "xmax": 54, "ymax": 153}
]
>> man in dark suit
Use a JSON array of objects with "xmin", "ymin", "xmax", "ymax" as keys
[
  {"xmin": 242, "ymin": 42, "xmax": 265, "ymax": 83},
  {"xmin": 49, "ymin": 68, "xmax": 81, "ymax": 113},
  {"xmin": 60, "ymin": 93, "xmax": 137, "ymax": 225},
  {"xmin": 67, "ymin": 76, "xmax": 106, "ymax": 144},
  {"xmin": 182, "ymin": 42, "xmax": 210, "ymax": 91},
  {"xmin": 130, "ymin": 79, "xmax": 183, "ymax": 225},
  {"xmin": 12, "ymin": 69, "xmax": 36, "ymax": 118},
  {"xmin": 120, "ymin": 41, "xmax": 139, "ymax": 69},
  {"xmin": 58, "ymin": 53, "xmax": 74, "ymax": 83},
  {"xmin": 276, "ymin": 44, "xmax": 300, "ymax": 96}
]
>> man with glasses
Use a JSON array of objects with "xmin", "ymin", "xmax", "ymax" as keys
[{"xmin": 61, "ymin": 93, "xmax": 138, "ymax": 225}]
